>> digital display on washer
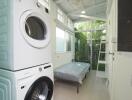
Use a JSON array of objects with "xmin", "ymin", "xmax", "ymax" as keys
[{"xmin": 25, "ymin": 16, "xmax": 47, "ymax": 40}]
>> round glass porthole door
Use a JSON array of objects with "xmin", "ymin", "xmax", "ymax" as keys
[
  {"xmin": 25, "ymin": 16, "xmax": 47, "ymax": 40},
  {"xmin": 20, "ymin": 10, "xmax": 50, "ymax": 48},
  {"xmin": 25, "ymin": 77, "xmax": 53, "ymax": 100}
]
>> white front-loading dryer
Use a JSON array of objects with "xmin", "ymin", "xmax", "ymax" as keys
[
  {"xmin": 0, "ymin": 0, "xmax": 52, "ymax": 71},
  {"xmin": 0, "ymin": 63, "xmax": 54, "ymax": 100}
]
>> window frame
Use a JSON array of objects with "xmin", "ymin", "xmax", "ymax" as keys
[
  {"xmin": 56, "ymin": 27, "xmax": 73, "ymax": 53},
  {"xmin": 57, "ymin": 8, "xmax": 65, "ymax": 23}
]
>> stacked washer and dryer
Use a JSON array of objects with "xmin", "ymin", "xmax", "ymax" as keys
[{"xmin": 0, "ymin": 0, "xmax": 54, "ymax": 100}]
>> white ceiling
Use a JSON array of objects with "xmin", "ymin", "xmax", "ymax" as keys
[{"xmin": 54, "ymin": 0, "xmax": 107, "ymax": 22}]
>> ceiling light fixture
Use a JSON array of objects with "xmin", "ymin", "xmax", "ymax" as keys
[{"xmin": 81, "ymin": 11, "xmax": 86, "ymax": 14}]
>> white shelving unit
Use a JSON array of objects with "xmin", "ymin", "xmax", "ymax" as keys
[{"xmin": 96, "ymin": 36, "xmax": 108, "ymax": 78}]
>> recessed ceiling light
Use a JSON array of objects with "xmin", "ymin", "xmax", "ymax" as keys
[{"xmin": 81, "ymin": 11, "xmax": 86, "ymax": 14}]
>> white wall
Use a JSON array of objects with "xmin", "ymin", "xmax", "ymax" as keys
[
  {"xmin": 107, "ymin": 0, "xmax": 132, "ymax": 100},
  {"xmin": 106, "ymin": 0, "xmax": 116, "ymax": 98},
  {"xmin": 50, "ymin": 0, "xmax": 75, "ymax": 69}
]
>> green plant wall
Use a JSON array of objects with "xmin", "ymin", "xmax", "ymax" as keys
[
  {"xmin": 75, "ymin": 28, "xmax": 89, "ymax": 62},
  {"xmin": 74, "ymin": 20, "xmax": 106, "ymax": 70}
]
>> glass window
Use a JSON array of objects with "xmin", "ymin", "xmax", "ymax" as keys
[
  {"xmin": 67, "ymin": 18, "xmax": 73, "ymax": 29},
  {"xmin": 71, "ymin": 35, "xmax": 75, "ymax": 51},
  {"xmin": 65, "ymin": 31, "xmax": 71, "ymax": 51},
  {"xmin": 56, "ymin": 27, "xmax": 72, "ymax": 52},
  {"xmin": 25, "ymin": 16, "xmax": 47, "ymax": 40},
  {"xmin": 68, "ymin": 18, "xmax": 71, "ymax": 27},
  {"xmin": 56, "ymin": 27, "xmax": 65, "ymax": 52},
  {"xmin": 57, "ymin": 9, "xmax": 64, "ymax": 23},
  {"xmin": 25, "ymin": 77, "xmax": 53, "ymax": 100}
]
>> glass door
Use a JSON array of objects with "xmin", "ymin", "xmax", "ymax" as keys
[{"xmin": 25, "ymin": 77, "xmax": 53, "ymax": 100}]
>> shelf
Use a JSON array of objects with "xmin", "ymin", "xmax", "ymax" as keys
[
  {"xmin": 101, "ymin": 41, "xmax": 107, "ymax": 43},
  {"xmin": 98, "ymin": 60, "xmax": 106, "ymax": 64},
  {"xmin": 100, "ymin": 51, "xmax": 107, "ymax": 53}
]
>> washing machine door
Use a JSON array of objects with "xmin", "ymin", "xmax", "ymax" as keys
[
  {"xmin": 20, "ymin": 10, "xmax": 50, "ymax": 48},
  {"xmin": 25, "ymin": 77, "xmax": 53, "ymax": 100}
]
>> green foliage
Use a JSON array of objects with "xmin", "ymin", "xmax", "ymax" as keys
[
  {"xmin": 75, "ymin": 20, "xmax": 105, "ymax": 32},
  {"xmin": 75, "ymin": 28, "xmax": 88, "ymax": 62},
  {"xmin": 92, "ymin": 30, "xmax": 104, "ymax": 40},
  {"xmin": 98, "ymin": 64, "xmax": 105, "ymax": 71},
  {"xmin": 74, "ymin": 20, "xmax": 106, "ymax": 70}
]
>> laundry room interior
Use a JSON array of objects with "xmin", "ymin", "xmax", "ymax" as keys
[{"xmin": 0, "ymin": 0, "xmax": 132, "ymax": 100}]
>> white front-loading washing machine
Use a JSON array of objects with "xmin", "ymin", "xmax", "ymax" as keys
[
  {"xmin": 0, "ymin": 63, "xmax": 54, "ymax": 100},
  {"xmin": 0, "ymin": 0, "xmax": 51, "ymax": 71}
]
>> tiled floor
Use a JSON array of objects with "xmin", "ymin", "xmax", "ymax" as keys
[{"xmin": 54, "ymin": 70, "xmax": 110, "ymax": 100}]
